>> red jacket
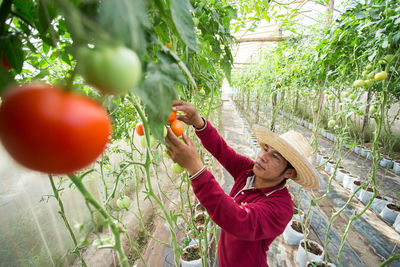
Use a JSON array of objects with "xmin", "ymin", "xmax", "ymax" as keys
[{"xmin": 191, "ymin": 120, "xmax": 293, "ymax": 267}]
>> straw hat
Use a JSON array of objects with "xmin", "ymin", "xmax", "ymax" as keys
[{"xmin": 252, "ymin": 125, "xmax": 320, "ymax": 189}]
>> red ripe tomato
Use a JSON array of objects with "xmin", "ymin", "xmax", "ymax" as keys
[
  {"xmin": 171, "ymin": 120, "xmax": 184, "ymax": 137},
  {"xmin": 167, "ymin": 111, "xmax": 177, "ymax": 123},
  {"xmin": 135, "ymin": 123, "xmax": 144, "ymax": 136},
  {"xmin": 0, "ymin": 83, "xmax": 112, "ymax": 174},
  {"xmin": 2, "ymin": 54, "xmax": 12, "ymax": 70}
]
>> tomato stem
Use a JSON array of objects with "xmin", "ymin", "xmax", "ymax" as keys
[
  {"xmin": 48, "ymin": 175, "xmax": 87, "ymax": 267},
  {"xmin": 68, "ymin": 174, "xmax": 130, "ymax": 267}
]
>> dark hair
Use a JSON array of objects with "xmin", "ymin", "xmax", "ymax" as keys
[{"xmin": 280, "ymin": 160, "xmax": 294, "ymax": 176}]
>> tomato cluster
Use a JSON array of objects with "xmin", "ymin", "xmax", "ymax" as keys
[{"xmin": 0, "ymin": 83, "xmax": 112, "ymax": 174}]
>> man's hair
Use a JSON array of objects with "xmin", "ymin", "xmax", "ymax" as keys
[{"xmin": 280, "ymin": 160, "xmax": 294, "ymax": 176}]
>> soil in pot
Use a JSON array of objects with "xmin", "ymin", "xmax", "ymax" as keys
[
  {"xmin": 181, "ymin": 245, "xmax": 201, "ymax": 261},
  {"xmin": 301, "ymin": 241, "xmax": 323, "ymax": 256},
  {"xmin": 195, "ymin": 204, "xmax": 206, "ymax": 213},
  {"xmin": 388, "ymin": 204, "xmax": 400, "ymax": 212},
  {"xmin": 292, "ymin": 221, "xmax": 303, "ymax": 233},
  {"xmin": 193, "ymin": 213, "xmax": 207, "ymax": 225},
  {"xmin": 307, "ymin": 262, "xmax": 332, "ymax": 267}
]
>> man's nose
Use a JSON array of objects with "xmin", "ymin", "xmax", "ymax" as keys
[{"xmin": 260, "ymin": 151, "xmax": 270, "ymax": 161}]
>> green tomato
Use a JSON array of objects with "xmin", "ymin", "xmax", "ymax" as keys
[
  {"xmin": 163, "ymin": 127, "xmax": 168, "ymax": 138},
  {"xmin": 193, "ymin": 17, "xmax": 200, "ymax": 27},
  {"xmin": 326, "ymin": 94, "xmax": 334, "ymax": 100},
  {"xmin": 374, "ymin": 71, "xmax": 388, "ymax": 81},
  {"xmin": 77, "ymin": 45, "xmax": 142, "ymax": 95},
  {"xmin": 198, "ymin": 89, "xmax": 206, "ymax": 96},
  {"xmin": 349, "ymin": 93, "xmax": 357, "ymax": 100},
  {"xmin": 163, "ymin": 150, "xmax": 170, "ymax": 159},
  {"xmin": 365, "ymin": 64, "xmax": 373, "ymax": 70},
  {"xmin": 353, "ymin": 80, "xmax": 365, "ymax": 87},
  {"xmin": 362, "ymin": 70, "xmax": 368, "ymax": 77},
  {"xmin": 116, "ymin": 195, "xmax": 131, "ymax": 210},
  {"xmin": 369, "ymin": 105, "xmax": 377, "ymax": 114},
  {"xmin": 140, "ymin": 135, "xmax": 156, "ymax": 148},
  {"xmin": 327, "ymin": 119, "xmax": 336, "ymax": 128},
  {"xmin": 344, "ymin": 91, "xmax": 351, "ymax": 97},
  {"xmin": 171, "ymin": 162, "xmax": 184, "ymax": 174},
  {"xmin": 367, "ymin": 71, "xmax": 376, "ymax": 79},
  {"xmin": 378, "ymin": 59, "xmax": 387, "ymax": 65},
  {"xmin": 363, "ymin": 79, "xmax": 374, "ymax": 87}
]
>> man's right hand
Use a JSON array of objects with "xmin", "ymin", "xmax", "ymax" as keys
[{"xmin": 172, "ymin": 100, "xmax": 205, "ymax": 129}]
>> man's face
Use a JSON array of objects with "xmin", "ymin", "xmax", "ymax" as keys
[{"xmin": 253, "ymin": 144, "xmax": 290, "ymax": 182}]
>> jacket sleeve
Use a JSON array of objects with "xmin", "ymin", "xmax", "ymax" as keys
[
  {"xmin": 191, "ymin": 170, "xmax": 293, "ymax": 241},
  {"xmin": 195, "ymin": 119, "xmax": 254, "ymax": 181}
]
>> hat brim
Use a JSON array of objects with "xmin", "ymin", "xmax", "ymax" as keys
[{"xmin": 252, "ymin": 125, "xmax": 320, "ymax": 189}]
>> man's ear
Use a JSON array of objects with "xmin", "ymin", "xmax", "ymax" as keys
[{"xmin": 284, "ymin": 168, "xmax": 297, "ymax": 179}]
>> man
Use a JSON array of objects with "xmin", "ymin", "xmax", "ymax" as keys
[{"xmin": 165, "ymin": 100, "xmax": 320, "ymax": 267}]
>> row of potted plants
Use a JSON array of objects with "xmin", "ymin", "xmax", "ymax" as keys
[
  {"xmin": 316, "ymin": 153, "xmax": 400, "ymax": 231},
  {"xmin": 282, "ymin": 207, "xmax": 336, "ymax": 267},
  {"xmin": 180, "ymin": 203, "xmax": 212, "ymax": 267},
  {"xmin": 281, "ymin": 112, "xmax": 400, "ymax": 175}
]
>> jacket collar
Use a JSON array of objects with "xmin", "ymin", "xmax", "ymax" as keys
[{"xmin": 245, "ymin": 170, "xmax": 287, "ymax": 195}]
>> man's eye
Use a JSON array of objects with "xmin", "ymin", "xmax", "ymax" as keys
[{"xmin": 273, "ymin": 155, "xmax": 279, "ymax": 159}]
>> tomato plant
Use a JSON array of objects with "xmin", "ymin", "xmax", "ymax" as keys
[
  {"xmin": 136, "ymin": 123, "xmax": 144, "ymax": 136},
  {"xmin": 0, "ymin": 83, "xmax": 112, "ymax": 174},
  {"xmin": 116, "ymin": 195, "xmax": 131, "ymax": 210},
  {"xmin": 77, "ymin": 45, "xmax": 142, "ymax": 95},
  {"xmin": 170, "ymin": 120, "xmax": 185, "ymax": 137}
]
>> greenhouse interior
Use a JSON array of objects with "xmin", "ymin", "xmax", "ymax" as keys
[{"xmin": 0, "ymin": 0, "xmax": 399, "ymax": 266}]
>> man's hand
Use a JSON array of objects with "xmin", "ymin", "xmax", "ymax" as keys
[
  {"xmin": 172, "ymin": 100, "xmax": 204, "ymax": 129},
  {"xmin": 165, "ymin": 127, "xmax": 203, "ymax": 176}
]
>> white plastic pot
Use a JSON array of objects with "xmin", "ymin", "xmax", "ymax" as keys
[
  {"xmin": 282, "ymin": 220, "xmax": 308, "ymax": 245},
  {"xmin": 306, "ymin": 261, "xmax": 336, "ymax": 267},
  {"xmin": 353, "ymin": 145, "xmax": 361, "ymax": 155},
  {"xmin": 360, "ymin": 147, "xmax": 370, "ymax": 158},
  {"xmin": 393, "ymin": 160, "xmax": 400, "ymax": 174},
  {"xmin": 180, "ymin": 245, "xmax": 202, "ymax": 267},
  {"xmin": 394, "ymin": 213, "xmax": 400, "ymax": 233},
  {"xmin": 359, "ymin": 188, "xmax": 375, "ymax": 204},
  {"xmin": 343, "ymin": 175, "xmax": 359, "ymax": 190},
  {"xmin": 336, "ymin": 168, "xmax": 350, "ymax": 183},
  {"xmin": 379, "ymin": 156, "xmax": 393, "ymax": 169},
  {"xmin": 350, "ymin": 180, "xmax": 362, "ymax": 196},
  {"xmin": 296, "ymin": 239, "xmax": 324, "ymax": 267},
  {"xmin": 380, "ymin": 203, "xmax": 400, "ymax": 224},
  {"xmin": 293, "ymin": 208, "xmax": 305, "ymax": 222},
  {"xmin": 371, "ymin": 195, "xmax": 393, "ymax": 213}
]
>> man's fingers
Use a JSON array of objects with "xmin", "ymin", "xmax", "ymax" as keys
[
  {"xmin": 165, "ymin": 127, "xmax": 183, "ymax": 146},
  {"xmin": 182, "ymin": 133, "xmax": 194, "ymax": 147}
]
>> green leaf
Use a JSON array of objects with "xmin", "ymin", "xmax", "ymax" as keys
[
  {"xmin": 134, "ymin": 59, "xmax": 182, "ymax": 142},
  {"xmin": 0, "ymin": 67, "xmax": 14, "ymax": 95},
  {"xmin": 170, "ymin": 0, "xmax": 198, "ymax": 51},
  {"xmin": 0, "ymin": 35, "xmax": 24, "ymax": 73},
  {"xmin": 99, "ymin": 0, "xmax": 148, "ymax": 56},
  {"xmin": 61, "ymin": 52, "xmax": 71, "ymax": 65}
]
